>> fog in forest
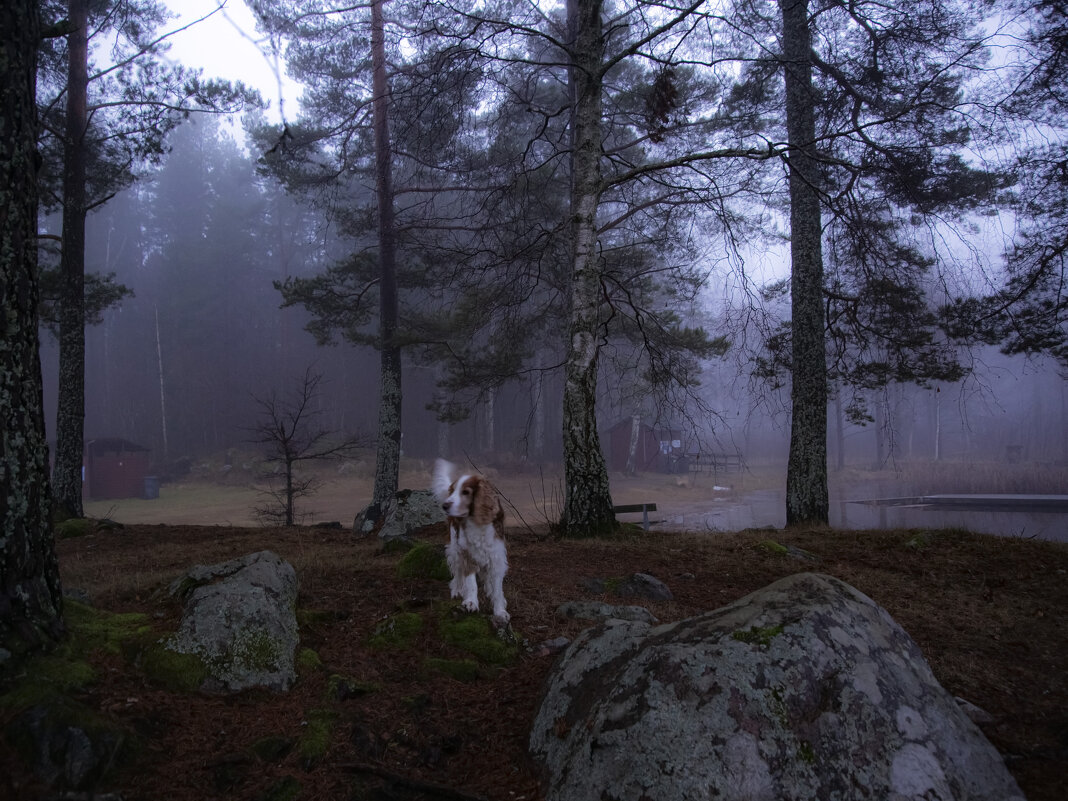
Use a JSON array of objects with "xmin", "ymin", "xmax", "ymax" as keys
[
  {"xmin": 38, "ymin": 114, "xmax": 1067, "ymax": 534},
  {"xmin": 29, "ymin": 0, "xmax": 1068, "ymax": 543}
]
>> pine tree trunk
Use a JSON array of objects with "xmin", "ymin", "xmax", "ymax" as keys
[
  {"xmin": 781, "ymin": 0, "xmax": 829, "ymax": 526},
  {"xmin": 52, "ymin": 0, "xmax": 90, "ymax": 518},
  {"xmin": 369, "ymin": 0, "xmax": 402, "ymax": 520},
  {"xmin": 561, "ymin": 0, "xmax": 617, "ymax": 538},
  {"xmin": 0, "ymin": 0, "xmax": 66, "ymax": 657}
]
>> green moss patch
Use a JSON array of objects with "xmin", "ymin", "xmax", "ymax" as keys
[
  {"xmin": 55, "ymin": 517, "xmax": 94, "ymax": 539},
  {"xmin": 297, "ymin": 708, "xmax": 337, "ymax": 769},
  {"xmin": 396, "ymin": 542, "xmax": 450, "ymax": 581},
  {"xmin": 2, "ymin": 602, "xmax": 160, "ymax": 712},
  {"xmin": 368, "ymin": 612, "xmax": 424, "ymax": 650},
  {"xmin": 756, "ymin": 539, "xmax": 789, "ymax": 556},
  {"xmin": 731, "ymin": 625, "xmax": 785, "ymax": 649},
  {"xmin": 65, "ymin": 600, "xmax": 154, "ymax": 656},
  {"xmin": 140, "ymin": 642, "xmax": 210, "ymax": 692},
  {"xmin": 296, "ymin": 647, "xmax": 323, "ymax": 675},
  {"xmin": 0, "ymin": 651, "xmax": 96, "ymax": 712},
  {"xmin": 231, "ymin": 629, "xmax": 288, "ymax": 673},
  {"xmin": 437, "ymin": 607, "xmax": 519, "ymax": 665}
]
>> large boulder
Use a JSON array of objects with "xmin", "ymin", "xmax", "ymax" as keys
[
  {"xmin": 356, "ymin": 489, "xmax": 444, "ymax": 538},
  {"xmin": 165, "ymin": 550, "xmax": 299, "ymax": 693},
  {"xmin": 530, "ymin": 572, "xmax": 1024, "ymax": 801}
]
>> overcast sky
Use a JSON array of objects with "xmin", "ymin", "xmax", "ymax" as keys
[{"xmin": 165, "ymin": 0, "xmax": 300, "ymax": 124}]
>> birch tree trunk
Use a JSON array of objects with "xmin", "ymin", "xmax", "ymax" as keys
[
  {"xmin": 833, "ymin": 385, "xmax": 845, "ymax": 472},
  {"xmin": 482, "ymin": 386, "xmax": 497, "ymax": 454},
  {"xmin": 624, "ymin": 412, "xmax": 642, "ymax": 476},
  {"xmin": 1, "ymin": 0, "xmax": 66, "ymax": 656},
  {"xmin": 154, "ymin": 304, "xmax": 169, "ymax": 459},
  {"xmin": 531, "ymin": 356, "xmax": 546, "ymax": 460},
  {"xmin": 781, "ymin": 0, "xmax": 829, "ymax": 526},
  {"xmin": 561, "ymin": 0, "xmax": 617, "ymax": 537},
  {"xmin": 52, "ymin": 0, "xmax": 90, "ymax": 518},
  {"xmin": 369, "ymin": 0, "xmax": 402, "ymax": 520}
]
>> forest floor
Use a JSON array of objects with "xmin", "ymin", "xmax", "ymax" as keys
[{"xmin": 3, "ymin": 517, "xmax": 1066, "ymax": 801}]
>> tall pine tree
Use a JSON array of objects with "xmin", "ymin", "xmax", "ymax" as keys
[{"xmin": 1, "ymin": 0, "xmax": 65, "ymax": 662}]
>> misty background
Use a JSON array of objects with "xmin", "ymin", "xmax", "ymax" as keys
[
  {"xmin": 35, "ymin": 0, "xmax": 1068, "ymax": 538},
  {"xmin": 38, "ymin": 111, "xmax": 1068, "ymax": 477}
]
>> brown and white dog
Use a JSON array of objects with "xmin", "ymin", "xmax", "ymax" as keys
[{"xmin": 431, "ymin": 459, "xmax": 509, "ymax": 624}]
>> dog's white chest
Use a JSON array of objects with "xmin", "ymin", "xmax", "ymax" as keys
[{"xmin": 454, "ymin": 523, "xmax": 495, "ymax": 565}]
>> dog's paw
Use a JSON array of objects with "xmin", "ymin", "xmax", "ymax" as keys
[
  {"xmin": 462, "ymin": 599, "xmax": 479, "ymax": 613},
  {"xmin": 491, "ymin": 611, "xmax": 510, "ymax": 626}
]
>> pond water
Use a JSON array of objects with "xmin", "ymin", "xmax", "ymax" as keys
[{"xmin": 656, "ymin": 487, "xmax": 1068, "ymax": 543}]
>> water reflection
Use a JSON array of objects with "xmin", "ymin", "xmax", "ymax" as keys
[{"xmin": 658, "ymin": 488, "xmax": 1068, "ymax": 543}]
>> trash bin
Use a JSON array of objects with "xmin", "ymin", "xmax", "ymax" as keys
[{"xmin": 143, "ymin": 476, "xmax": 160, "ymax": 500}]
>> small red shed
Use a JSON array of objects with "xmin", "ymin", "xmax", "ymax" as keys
[
  {"xmin": 606, "ymin": 419, "xmax": 691, "ymax": 473},
  {"xmin": 83, "ymin": 438, "xmax": 152, "ymax": 500},
  {"xmin": 606, "ymin": 418, "xmax": 661, "ymax": 473}
]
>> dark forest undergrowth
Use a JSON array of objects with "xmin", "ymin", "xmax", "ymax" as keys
[{"xmin": 3, "ymin": 522, "xmax": 1066, "ymax": 800}]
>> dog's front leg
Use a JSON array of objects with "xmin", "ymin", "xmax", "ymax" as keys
[
  {"xmin": 459, "ymin": 573, "xmax": 479, "ymax": 613},
  {"xmin": 446, "ymin": 530, "xmax": 465, "ymax": 599},
  {"xmin": 486, "ymin": 540, "xmax": 510, "ymax": 624},
  {"xmin": 446, "ymin": 536, "xmax": 479, "ymax": 610}
]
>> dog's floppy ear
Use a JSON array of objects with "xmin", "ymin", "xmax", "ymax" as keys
[
  {"xmin": 431, "ymin": 458, "xmax": 454, "ymax": 502},
  {"xmin": 471, "ymin": 478, "xmax": 501, "ymax": 526}
]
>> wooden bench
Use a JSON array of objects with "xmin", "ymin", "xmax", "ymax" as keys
[
  {"xmin": 613, "ymin": 503, "xmax": 658, "ymax": 531},
  {"xmin": 686, "ymin": 452, "xmax": 745, "ymax": 474}
]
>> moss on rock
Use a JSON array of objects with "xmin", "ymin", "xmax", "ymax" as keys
[{"xmin": 731, "ymin": 624, "xmax": 784, "ymax": 648}]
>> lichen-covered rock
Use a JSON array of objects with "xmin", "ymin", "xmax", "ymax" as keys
[
  {"xmin": 370, "ymin": 489, "xmax": 445, "ymax": 540},
  {"xmin": 555, "ymin": 601, "xmax": 658, "ymax": 623},
  {"xmin": 582, "ymin": 572, "xmax": 674, "ymax": 600},
  {"xmin": 530, "ymin": 572, "xmax": 1024, "ymax": 801},
  {"xmin": 615, "ymin": 571, "xmax": 674, "ymax": 600},
  {"xmin": 165, "ymin": 550, "xmax": 299, "ymax": 693}
]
